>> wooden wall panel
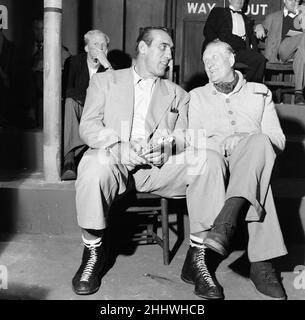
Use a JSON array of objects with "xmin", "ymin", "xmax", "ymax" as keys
[
  {"xmin": 93, "ymin": 0, "xmax": 124, "ymax": 51},
  {"xmin": 125, "ymin": 0, "xmax": 166, "ymax": 58}
]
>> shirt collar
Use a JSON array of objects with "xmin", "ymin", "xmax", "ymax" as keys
[
  {"xmin": 133, "ymin": 66, "xmax": 158, "ymax": 86},
  {"xmin": 229, "ymin": 5, "xmax": 242, "ymax": 13},
  {"xmin": 283, "ymin": 7, "xmax": 298, "ymax": 18}
]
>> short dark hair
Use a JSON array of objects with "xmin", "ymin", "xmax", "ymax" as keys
[{"xmin": 135, "ymin": 26, "xmax": 172, "ymax": 54}]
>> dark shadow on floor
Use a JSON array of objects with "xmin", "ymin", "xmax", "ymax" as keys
[{"xmin": 102, "ymin": 194, "xmax": 186, "ymax": 276}]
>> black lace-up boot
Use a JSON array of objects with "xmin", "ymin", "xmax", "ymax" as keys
[
  {"xmin": 181, "ymin": 246, "xmax": 224, "ymax": 300},
  {"xmin": 72, "ymin": 241, "xmax": 106, "ymax": 295},
  {"xmin": 250, "ymin": 261, "xmax": 287, "ymax": 300}
]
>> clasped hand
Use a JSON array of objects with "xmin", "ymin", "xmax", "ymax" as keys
[{"xmin": 111, "ymin": 138, "xmax": 173, "ymax": 170}]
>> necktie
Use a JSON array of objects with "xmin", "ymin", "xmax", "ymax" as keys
[{"xmin": 230, "ymin": 8, "xmax": 242, "ymax": 14}]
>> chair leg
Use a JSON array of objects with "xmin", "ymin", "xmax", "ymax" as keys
[{"xmin": 161, "ymin": 198, "xmax": 170, "ymax": 265}]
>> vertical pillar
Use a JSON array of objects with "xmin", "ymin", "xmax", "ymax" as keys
[{"xmin": 43, "ymin": 0, "xmax": 62, "ymax": 182}]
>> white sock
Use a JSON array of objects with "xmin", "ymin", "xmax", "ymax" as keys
[
  {"xmin": 190, "ymin": 234, "xmax": 206, "ymax": 249},
  {"xmin": 82, "ymin": 235, "xmax": 102, "ymax": 246}
]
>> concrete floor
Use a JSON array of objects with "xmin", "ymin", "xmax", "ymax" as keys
[{"xmin": 0, "ymin": 233, "xmax": 304, "ymax": 300}]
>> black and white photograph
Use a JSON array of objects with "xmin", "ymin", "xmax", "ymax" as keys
[{"xmin": 0, "ymin": 0, "xmax": 304, "ymax": 315}]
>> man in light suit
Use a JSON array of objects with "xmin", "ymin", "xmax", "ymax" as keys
[
  {"xmin": 255, "ymin": 0, "xmax": 305, "ymax": 105},
  {"xmin": 202, "ymin": 0, "xmax": 265, "ymax": 83},
  {"xmin": 188, "ymin": 40, "xmax": 287, "ymax": 300},
  {"xmin": 72, "ymin": 27, "xmax": 228, "ymax": 299}
]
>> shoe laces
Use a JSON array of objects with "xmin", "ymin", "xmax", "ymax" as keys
[
  {"xmin": 196, "ymin": 248, "xmax": 216, "ymax": 287},
  {"xmin": 80, "ymin": 242, "xmax": 102, "ymax": 282}
]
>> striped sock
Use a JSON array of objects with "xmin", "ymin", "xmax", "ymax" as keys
[
  {"xmin": 190, "ymin": 234, "xmax": 206, "ymax": 249},
  {"xmin": 82, "ymin": 235, "xmax": 102, "ymax": 247}
]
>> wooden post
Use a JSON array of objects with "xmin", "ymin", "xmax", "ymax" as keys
[{"xmin": 43, "ymin": 0, "xmax": 62, "ymax": 182}]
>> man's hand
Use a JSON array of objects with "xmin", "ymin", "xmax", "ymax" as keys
[
  {"xmin": 142, "ymin": 137, "xmax": 175, "ymax": 167},
  {"xmin": 110, "ymin": 141, "xmax": 147, "ymax": 170},
  {"xmin": 254, "ymin": 24, "xmax": 266, "ymax": 39},
  {"xmin": 220, "ymin": 133, "xmax": 249, "ymax": 157},
  {"xmin": 91, "ymin": 48, "xmax": 112, "ymax": 69}
]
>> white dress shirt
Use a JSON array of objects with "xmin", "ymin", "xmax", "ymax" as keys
[
  {"xmin": 230, "ymin": 5, "xmax": 246, "ymax": 39},
  {"xmin": 87, "ymin": 61, "xmax": 99, "ymax": 79},
  {"xmin": 130, "ymin": 68, "xmax": 157, "ymax": 141},
  {"xmin": 283, "ymin": 7, "xmax": 298, "ymax": 18}
]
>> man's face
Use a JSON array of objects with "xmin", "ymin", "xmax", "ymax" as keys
[
  {"xmin": 228, "ymin": 0, "xmax": 245, "ymax": 10},
  {"xmin": 284, "ymin": 0, "xmax": 298, "ymax": 11},
  {"xmin": 142, "ymin": 30, "xmax": 173, "ymax": 77},
  {"xmin": 86, "ymin": 34, "xmax": 108, "ymax": 62},
  {"xmin": 203, "ymin": 43, "xmax": 234, "ymax": 83}
]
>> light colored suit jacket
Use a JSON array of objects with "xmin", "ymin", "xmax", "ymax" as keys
[
  {"xmin": 262, "ymin": 10, "xmax": 284, "ymax": 62},
  {"xmin": 80, "ymin": 67, "xmax": 190, "ymax": 154}
]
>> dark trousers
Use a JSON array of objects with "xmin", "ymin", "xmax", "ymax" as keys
[{"xmin": 235, "ymin": 49, "xmax": 266, "ymax": 83}]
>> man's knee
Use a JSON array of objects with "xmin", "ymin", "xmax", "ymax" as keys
[
  {"xmin": 77, "ymin": 150, "xmax": 117, "ymax": 184},
  {"xmin": 206, "ymin": 149, "xmax": 227, "ymax": 173},
  {"xmin": 247, "ymin": 133, "xmax": 272, "ymax": 149}
]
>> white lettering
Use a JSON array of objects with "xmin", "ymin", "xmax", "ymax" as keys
[
  {"xmin": 198, "ymin": 3, "xmax": 207, "ymax": 14},
  {"xmin": 0, "ymin": 5, "xmax": 8, "ymax": 29},
  {"xmin": 293, "ymin": 265, "xmax": 305, "ymax": 290},
  {"xmin": 261, "ymin": 4, "xmax": 268, "ymax": 16},
  {"xmin": 207, "ymin": 3, "xmax": 216, "ymax": 12},
  {"xmin": 187, "ymin": 2, "xmax": 198, "ymax": 14},
  {"xmin": 245, "ymin": 4, "xmax": 269, "ymax": 16},
  {"xmin": 187, "ymin": 2, "xmax": 216, "ymax": 15},
  {"xmin": 0, "ymin": 265, "xmax": 8, "ymax": 290}
]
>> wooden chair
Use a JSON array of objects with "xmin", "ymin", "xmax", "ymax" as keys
[
  {"xmin": 264, "ymin": 61, "xmax": 295, "ymax": 103},
  {"xmin": 125, "ymin": 192, "xmax": 185, "ymax": 265}
]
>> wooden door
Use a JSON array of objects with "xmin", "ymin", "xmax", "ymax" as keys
[{"xmin": 173, "ymin": 0, "xmax": 283, "ymax": 91}]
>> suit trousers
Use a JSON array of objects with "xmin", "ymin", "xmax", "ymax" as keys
[
  {"xmin": 235, "ymin": 49, "xmax": 266, "ymax": 83},
  {"xmin": 212, "ymin": 133, "xmax": 287, "ymax": 262},
  {"xmin": 63, "ymin": 97, "xmax": 86, "ymax": 158},
  {"xmin": 279, "ymin": 33, "xmax": 305, "ymax": 91},
  {"xmin": 75, "ymin": 147, "xmax": 226, "ymax": 235}
]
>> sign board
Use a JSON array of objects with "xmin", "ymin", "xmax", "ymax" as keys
[{"xmin": 182, "ymin": 0, "xmax": 281, "ymax": 23}]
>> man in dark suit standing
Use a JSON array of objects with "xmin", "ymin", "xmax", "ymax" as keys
[
  {"xmin": 62, "ymin": 30, "xmax": 113, "ymax": 180},
  {"xmin": 202, "ymin": 0, "xmax": 265, "ymax": 83}
]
